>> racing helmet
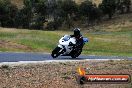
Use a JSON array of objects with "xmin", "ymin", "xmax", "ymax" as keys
[{"xmin": 74, "ymin": 28, "xmax": 81, "ymax": 36}]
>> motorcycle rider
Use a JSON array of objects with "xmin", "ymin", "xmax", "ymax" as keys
[
  {"xmin": 70, "ymin": 28, "xmax": 84, "ymax": 49},
  {"xmin": 51, "ymin": 27, "xmax": 88, "ymax": 58}
]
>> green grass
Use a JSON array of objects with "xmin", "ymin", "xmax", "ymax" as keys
[
  {"xmin": 0, "ymin": 27, "xmax": 132, "ymax": 57},
  {"xmin": 83, "ymin": 31, "xmax": 132, "ymax": 56}
]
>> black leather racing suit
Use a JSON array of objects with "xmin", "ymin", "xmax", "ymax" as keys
[{"xmin": 70, "ymin": 35, "xmax": 84, "ymax": 49}]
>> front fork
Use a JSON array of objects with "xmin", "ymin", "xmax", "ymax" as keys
[{"xmin": 58, "ymin": 45, "xmax": 66, "ymax": 54}]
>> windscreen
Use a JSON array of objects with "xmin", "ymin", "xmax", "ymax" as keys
[{"xmin": 63, "ymin": 35, "xmax": 71, "ymax": 41}]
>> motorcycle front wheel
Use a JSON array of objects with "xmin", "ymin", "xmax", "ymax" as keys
[{"xmin": 51, "ymin": 47, "xmax": 61, "ymax": 58}]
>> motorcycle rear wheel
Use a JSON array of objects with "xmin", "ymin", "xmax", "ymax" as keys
[{"xmin": 71, "ymin": 49, "xmax": 82, "ymax": 58}]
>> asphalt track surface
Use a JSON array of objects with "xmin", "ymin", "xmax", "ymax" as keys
[{"xmin": 0, "ymin": 52, "xmax": 132, "ymax": 63}]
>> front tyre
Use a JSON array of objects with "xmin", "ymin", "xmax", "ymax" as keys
[{"xmin": 51, "ymin": 47, "xmax": 61, "ymax": 58}]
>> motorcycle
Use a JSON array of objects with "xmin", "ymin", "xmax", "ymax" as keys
[{"xmin": 51, "ymin": 35, "xmax": 88, "ymax": 58}]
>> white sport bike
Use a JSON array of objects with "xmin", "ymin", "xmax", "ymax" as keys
[{"xmin": 51, "ymin": 35, "xmax": 88, "ymax": 58}]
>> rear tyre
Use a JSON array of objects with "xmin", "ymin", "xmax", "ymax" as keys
[
  {"xmin": 51, "ymin": 47, "xmax": 61, "ymax": 58},
  {"xmin": 71, "ymin": 49, "xmax": 82, "ymax": 58}
]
